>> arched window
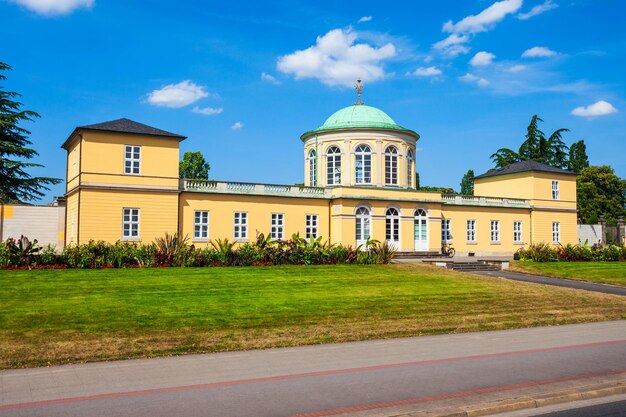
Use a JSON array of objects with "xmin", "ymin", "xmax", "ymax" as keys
[
  {"xmin": 385, "ymin": 208, "xmax": 400, "ymax": 246},
  {"xmin": 406, "ymin": 149, "xmax": 413, "ymax": 188},
  {"xmin": 385, "ymin": 145, "xmax": 398, "ymax": 186},
  {"xmin": 326, "ymin": 146, "xmax": 341, "ymax": 186},
  {"xmin": 354, "ymin": 145, "xmax": 372, "ymax": 184},
  {"xmin": 308, "ymin": 149, "xmax": 317, "ymax": 186},
  {"xmin": 355, "ymin": 206, "xmax": 371, "ymax": 247},
  {"xmin": 414, "ymin": 208, "xmax": 428, "ymax": 251}
]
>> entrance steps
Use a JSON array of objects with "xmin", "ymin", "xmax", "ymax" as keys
[
  {"xmin": 446, "ymin": 261, "xmax": 501, "ymax": 272},
  {"xmin": 394, "ymin": 251, "xmax": 439, "ymax": 259}
]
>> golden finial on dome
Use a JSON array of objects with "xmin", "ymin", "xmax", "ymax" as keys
[{"xmin": 354, "ymin": 79, "xmax": 364, "ymax": 105}]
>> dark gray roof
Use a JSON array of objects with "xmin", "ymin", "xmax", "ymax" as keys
[
  {"xmin": 78, "ymin": 118, "xmax": 186, "ymax": 139},
  {"xmin": 63, "ymin": 118, "xmax": 186, "ymax": 149},
  {"xmin": 475, "ymin": 160, "xmax": 576, "ymax": 179}
]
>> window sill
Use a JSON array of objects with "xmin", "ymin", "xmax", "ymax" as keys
[
  {"xmin": 490, "ymin": 241, "xmax": 501, "ymax": 245},
  {"xmin": 466, "ymin": 241, "xmax": 478, "ymax": 245},
  {"xmin": 193, "ymin": 239, "xmax": 210, "ymax": 243},
  {"xmin": 233, "ymin": 239, "xmax": 249, "ymax": 243},
  {"xmin": 122, "ymin": 237, "xmax": 141, "ymax": 242},
  {"xmin": 514, "ymin": 242, "xmax": 525, "ymax": 245}
]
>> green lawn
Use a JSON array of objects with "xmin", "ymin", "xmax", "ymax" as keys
[
  {"xmin": 1, "ymin": 264, "xmax": 625, "ymax": 368},
  {"xmin": 511, "ymin": 261, "xmax": 626, "ymax": 287}
]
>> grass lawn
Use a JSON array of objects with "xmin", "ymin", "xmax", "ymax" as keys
[
  {"xmin": 1, "ymin": 264, "xmax": 625, "ymax": 369},
  {"xmin": 510, "ymin": 261, "xmax": 626, "ymax": 287}
]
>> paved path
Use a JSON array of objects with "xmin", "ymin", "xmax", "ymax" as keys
[
  {"xmin": 473, "ymin": 270, "xmax": 626, "ymax": 296},
  {"xmin": 1, "ymin": 321, "xmax": 625, "ymax": 417}
]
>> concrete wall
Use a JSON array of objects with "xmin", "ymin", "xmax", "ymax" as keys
[{"xmin": 0, "ymin": 204, "xmax": 66, "ymax": 249}]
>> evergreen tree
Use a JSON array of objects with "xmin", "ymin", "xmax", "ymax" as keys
[
  {"xmin": 568, "ymin": 140, "xmax": 589, "ymax": 173},
  {"xmin": 179, "ymin": 151, "xmax": 210, "ymax": 179},
  {"xmin": 460, "ymin": 169, "xmax": 474, "ymax": 195},
  {"xmin": 0, "ymin": 62, "xmax": 60, "ymax": 202},
  {"xmin": 490, "ymin": 115, "xmax": 570, "ymax": 169}
]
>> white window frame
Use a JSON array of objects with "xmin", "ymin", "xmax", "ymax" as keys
[
  {"xmin": 551, "ymin": 180, "xmax": 560, "ymax": 200},
  {"xmin": 355, "ymin": 206, "xmax": 371, "ymax": 246},
  {"xmin": 552, "ymin": 222, "xmax": 561, "ymax": 243},
  {"xmin": 305, "ymin": 214, "xmax": 318, "ymax": 240},
  {"xmin": 513, "ymin": 221, "xmax": 522, "ymax": 243},
  {"xmin": 122, "ymin": 208, "xmax": 140, "ymax": 240},
  {"xmin": 70, "ymin": 208, "xmax": 76, "ymax": 242},
  {"xmin": 490, "ymin": 220, "xmax": 500, "ymax": 243},
  {"xmin": 354, "ymin": 144, "xmax": 372, "ymax": 184},
  {"xmin": 384, "ymin": 145, "xmax": 398, "ymax": 186},
  {"xmin": 233, "ymin": 212, "xmax": 248, "ymax": 240},
  {"xmin": 385, "ymin": 208, "xmax": 400, "ymax": 243},
  {"xmin": 271, "ymin": 213, "xmax": 284, "ymax": 240},
  {"xmin": 326, "ymin": 146, "xmax": 341, "ymax": 186},
  {"xmin": 441, "ymin": 219, "xmax": 452, "ymax": 242},
  {"xmin": 124, "ymin": 145, "xmax": 141, "ymax": 175},
  {"xmin": 308, "ymin": 149, "xmax": 317, "ymax": 186},
  {"xmin": 72, "ymin": 149, "xmax": 77, "ymax": 177},
  {"xmin": 466, "ymin": 219, "xmax": 476, "ymax": 243},
  {"xmin": 194, "ymin": 210, "xmax": 209, "ymax": 240}
]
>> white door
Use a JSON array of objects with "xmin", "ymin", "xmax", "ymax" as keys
[
  {"xmin": 355, "ymin": 207, "xmax": 371, "ymax": 248},
  {"xmin": 414, "ymin": 209, "xmax": 428, "ymax": 251},
  {"xmin": 386, "ymin": 208, "xmax": 400, "ymax": 250}
]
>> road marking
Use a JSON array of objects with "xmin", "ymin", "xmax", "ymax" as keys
[
  {"xmin": 1, "ymin": 339, "xmax": 625, "ymax": 411},
  {"xmin": 289, "ymin": 369, "xmax": 626, "ymax": 417}
]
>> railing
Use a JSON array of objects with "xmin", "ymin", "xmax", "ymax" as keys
[
  {"xmin": 442, "ymin": 194, "xmax": 530, "ymax": 208},
  {"xmin": 182, "ymin": 179, "xmax": 329, "ymax": 198}
]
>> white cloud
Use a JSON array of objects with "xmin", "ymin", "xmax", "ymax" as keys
[
  {"xmin": 7, "ymin": 0, "xmax": 93, "ymax": 15},
  {"xmin": 516, "ymin": 0, "xmax": 558, "ymax": 20},
  {"xmin": 433, "ymin": 34, "xmax": 470, "ymax": 57},
  {"xmin": 470, "ymin": 51, "xmax": 496, "ymax": 66},
  {"xmin": 459, "ymin": 73, "xmax": 490, "ymax": 87},
  {"xmin": 443, "ymin": 0, "xmax": 523, "ymax": 34},
  {"xmin": 506, "ymin": 64, "xmax": 527, "ymax": 72},
  {"xmin": 147, "ymin": 80, "xmax": 209, "ymax": 108},
  {"xmin": 276, "ymin": 28, "xmax": 396, "ymax": 87},
  {"xmin": 261, "ymin": 72, "xmax": 281, "ymax": 85},
  {"xmin": 407, "ymin": 66, "xmax": 442, "ymax": 77},
  {"xmin": 231, "ymin": 121, "xmax": 244, "ymax": 130},
  {"xmin": 571, "ymin": 101, "xmax": 618, "ymax": 117},
  {"xmin": 522, "ymin": 46, "xmax": 557, "ymax": 58},
  {"xmin": 358, "ymin": 16, "xmax": 372, "ymax": 23},
  {"xmin": 192, "ymin": 106, "xmax": 223, "ymax": 116}
]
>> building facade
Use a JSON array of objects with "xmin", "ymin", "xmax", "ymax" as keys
[{"xmin": 62, "ymin": 101, "xmax": 578, "ymax": 255}]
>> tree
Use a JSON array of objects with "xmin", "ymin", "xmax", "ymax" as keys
[
  {"xmin": 415, "ymin": 172, "xmax": 420, "ymax": 190},
  {"xmin": 179, "ymin": 151, "xmax": 210, "ymax": 180},
  {"xmin": 460, "ymin": 169, "xmax": 474, "ymax": 195},
  {"xmin": 490, "ymin": 115, "xmax": 571, "ymax": 169},
  {"xmin": 577, "ymin": 166, "xmax": 626, "ymax": 224},
  {"xmin": 0, "ymin": 62, "xmax": 61, "ymax": 202},
  {"xmin": 568, "ymin": 140, "xmax": 589, "ymax": 173}
]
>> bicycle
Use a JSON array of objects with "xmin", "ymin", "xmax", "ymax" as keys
[{"xmin": 441, "ymin": 243, "xmax": 456, "ymax": 258}]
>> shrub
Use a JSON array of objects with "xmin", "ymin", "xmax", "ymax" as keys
[
  {"xmin": 515, "ymin": 242, "xmax": 557, "ymax": 262},
  {"xmin": 154, "ymin": 233, "xmax": 190, "ymax": 266},
  {"xmin": 37, "ymin": 244, "xmax": 64, "ymax": 266},
  {"xmin": 7, "ymin": 236, "xmax": 41, "ymax": 266}
]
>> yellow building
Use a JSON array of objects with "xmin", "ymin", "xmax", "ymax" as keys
[{"xmin": 62, "ymin": 100, "xmax": 578, "ymax": 256}]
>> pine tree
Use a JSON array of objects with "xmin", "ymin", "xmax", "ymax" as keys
[
  {"xmin": 460, "ymin": 169, "xmax": 474, "ymax": 195},
  {"xmin": 0, "ymin": 62, "xmax": 61, "ymax": 202},
  {"xmin": 568, "ymin": 140, "xmax": 589, "ymax": 173}
]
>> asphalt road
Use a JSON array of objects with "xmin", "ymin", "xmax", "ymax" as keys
[
  {"xmin": 1, "ymin": 321, "xmax": 625, "ymax": 417},
  {"xmin": 473, "ymin": 270, "xmax": 626, "ymax": 296}
]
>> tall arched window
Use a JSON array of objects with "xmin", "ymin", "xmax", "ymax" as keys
[
  {"xmin": 355, "ymin": 206, "xmax": 371, "ymax": 247},
  {"xmin": 385, "ymin": 145, "xmax": 398, "ymax": 186},
  {"xmin": 385, "ymin": 208, "xmax": 400, "ymax": 247},
  {"xmin": 326, "ymin": 146, "xmax": 341, "ymax": 186},
  {"xmin": 308, "ymin": 149, "xmax": 317, "ymax": 186},
  {"xmin": 414, "ymin": 208, "xmax": 428, "ymax": 251},
  {"xmin": 354, "ymin": 145, "xmax": 372, "ymax": 184},
  {"xmin": 406, "ymin": 149, "xmax": 413, "ymax": 188}
]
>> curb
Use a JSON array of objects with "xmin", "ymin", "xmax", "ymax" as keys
[{"xmin": 391, "ymin": 381, "xmax": 625, "ymax": 417}]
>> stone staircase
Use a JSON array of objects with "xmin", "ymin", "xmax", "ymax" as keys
[
  {"xmin": 394, "ymin": 251, "xmax": 439, "ymax": 259},
  {"xmin": 446, "ymin": 261, "xmax": 501, "ymax": 272}
]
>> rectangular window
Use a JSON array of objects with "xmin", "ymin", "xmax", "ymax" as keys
[
  {"xmin": 513, "ymin": 221, "xmax": 522, "ymax": 243},
  {"xmin": 194, "ymin": 211, "xmax": 209, "ymax": 240},
  {"xmin": 70, "ymin": 208, "xmax": 76, "ymax": 242},
  {"xmin": 466, "ymin": 220, "xmax": 476, "ymax": 242},
  {"xmin": 271, "ymin": 213, "xmax": 284, "ymax": 240},
  {"xmin": 551, "ymin": 180, "xmax": 560, "ymax": 200},
  {"xmin": 72, "ymin": 149, "xmax": 77, "ymax": 177},
  {"xmin": 124, "ymin": 145, "xmax": 141, "ymax": 175},
  {"xmin": 305, "ymin": 214, "xmax": 318, "ymax": 239},
  {"xmin": 552, "ymin": 222, "xmax": 560, "ymax": 243},
  {"xmin": 122, "ymin": 208, "xmax": 140, "ymax": 239},
  {"xmin": 233, "ymin": 212, "xmax": 248, "ymax": 240},
  {"xmin": 490, "ymin": 220, "xmax": 500, "ymax": 243},
  {"xmin": 441, "ymin": 219, "xmax": 451, "ymax": 242}
]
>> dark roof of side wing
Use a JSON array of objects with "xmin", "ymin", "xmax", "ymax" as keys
[{"xmin": 475, "ymin": 160, "xmax": 576, "ymax": 179}]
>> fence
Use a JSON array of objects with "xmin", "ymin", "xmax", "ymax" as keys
[{"xmin": 578, "ymin": 218, "xmax": 625, "ymax": 246}]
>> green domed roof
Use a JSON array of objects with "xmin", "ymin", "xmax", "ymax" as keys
[{"xmin": 301, "ymin": 104, "xmax": 418, "ymax": 140}]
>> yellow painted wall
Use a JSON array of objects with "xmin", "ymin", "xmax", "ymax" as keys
[
  {"xmin": 77, "ymin": 189, "xmax": 179, "ymax": 244},
  {"xmin": 179, "ymin": 193, "xmax": 330, "ymax": 246},
  {"xmin": 531, "ymin": 210, "xmax": 578, "ymax": 246},
  {"xmin": 65, "ymin": 138, "xmax": 81, "ymax": 192},
  {"xmin": 441, "ymin": 205, "xmax": 531, "ymax": 254},
  {"xmin": 65, "ymin": 191, "xmax": 79, "ymax": 244}
]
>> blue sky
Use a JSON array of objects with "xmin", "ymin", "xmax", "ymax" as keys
[{"xmin": 2, "ymin": 0, "xmax": 624, "ymax": 202}]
